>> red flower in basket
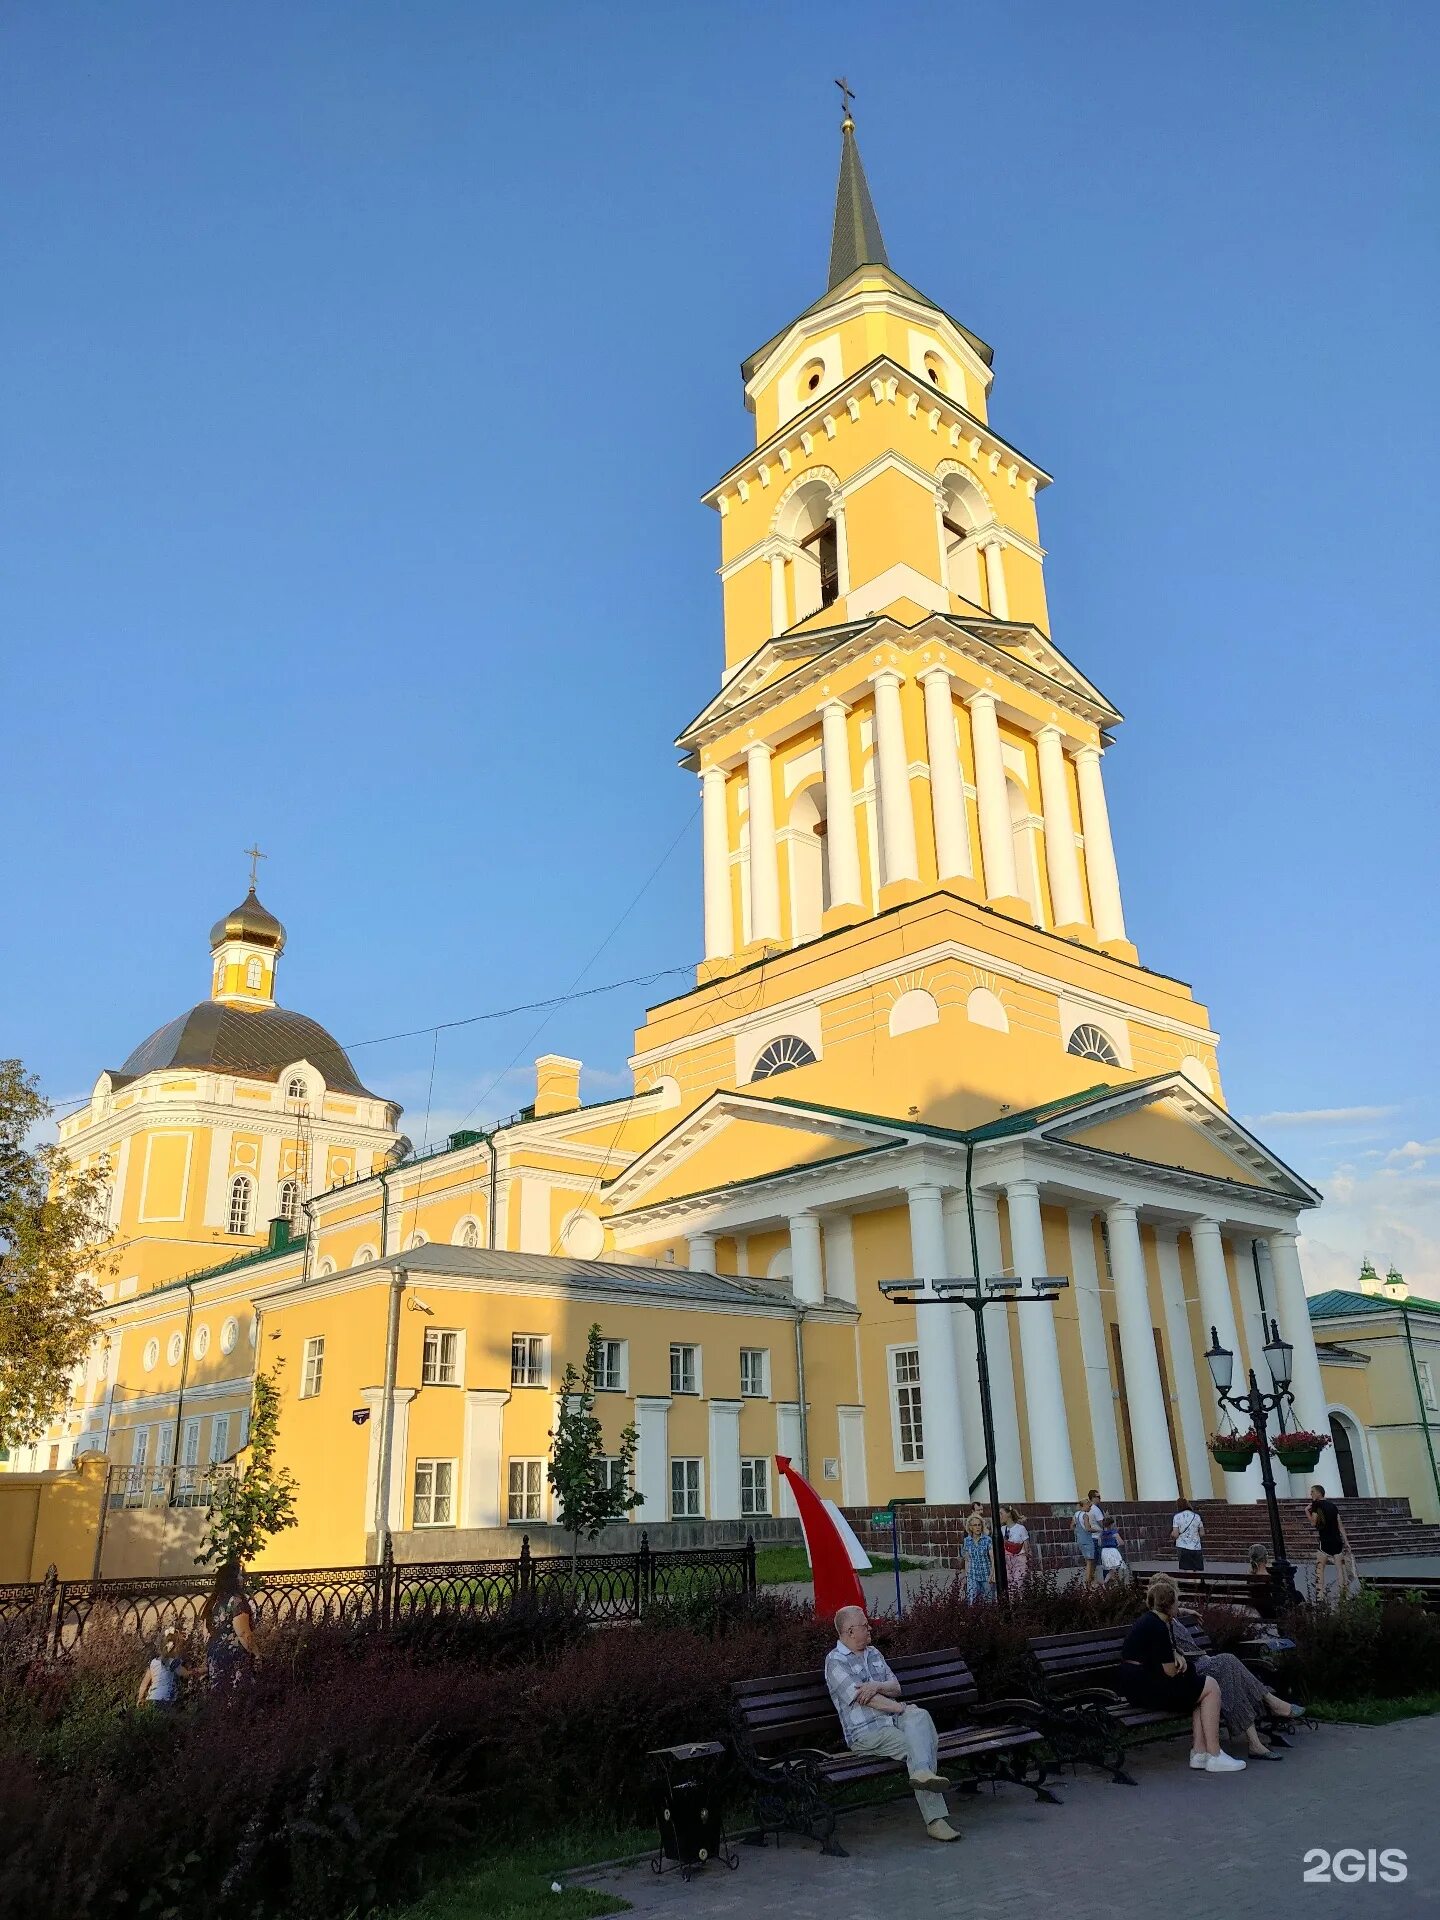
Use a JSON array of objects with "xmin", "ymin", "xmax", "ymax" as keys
[{"xmin": 1272, "ymin": 1429, "xmax": 1332, "ymax": 1459}]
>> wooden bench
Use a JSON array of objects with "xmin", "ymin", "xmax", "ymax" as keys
[
  {"xmin": 1132, "ymin": 1565, "xmax": 1269, "ymax": 1613},
  {"xmin": 1358, "ymin": 1575, "xmax": 1440, "ymax": 1613},
  {"xmin": 729, "ymin": 1646, "xmax": 1058, "ymax": 1855}
]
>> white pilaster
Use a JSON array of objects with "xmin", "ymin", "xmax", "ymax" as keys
[
  {"xmin": 687, "ymin": 1232, "xmax": 717, "ymax": 1274},
  {"xmin": 823, "ymin": 1213, "xmax": 856, "ymax": 1304},
  {"xmin": 1066, "ymin": 1207, "xmax": 1125, "ymax": 1495},
  {"xmin": 1105, "ymin": 1204, "xmax": 1176, "ymax": 1500},
  {"xmin": 820, "ymin": 700, "xmax": 864, "ymax": 907},
  {"xmin": 461, "ymin": 1388, "xmax": 510, "ymax": 1528},
  {"xmin": 983, "ymin": 537, "xmax": 1009, "ymax": 618},
  {"xmin": 1075, "ymin": 745, "xmax": 1126, "ymax": 943},
  {"xmin": 1268, "ymin": 1229, "xmax": 1342, "ymax": 1494},
  {"xmin": 776, "ymin": 1403, "xmax": 803, "ymax": 1514},
  {"xmin": 1154, "ymin": 1228, "xmax": 1214, "ymax": 1497},
  {"xmin": 907, "ymin": 1183, "xmax": 968, "ymax": 1502},
  {"xmin": 633, "ymin": 1396, "xmax": 672, "ymax": 1524},
  {"xmin": 202, "ymin": 1127, "xmax": 234, "ymax": 1228},
  {"xmin": 1190, "ymin": 1218, "xmax": 1264, "ymax": 1502},
  {"xmin": 967, "ymin": 690, "xmax": 1020, "ymax": 903},
  {"xmin": 707, "ymin": 1399, "xmax": 743, "ymax": 1521},
  {"xmin": 768, "ymin": 550, "xmax": 787, "ymax": 636},
  {"xmin": 1036, "ymin": 726, "xmax": 1086, "ymax": 927},
  {"xmin": 257, "ymin": 1131, "xmax": 282, "ymax": 1223},
  {"xmin": 701, "ymin": 766, "xmax": 733, "ymax": 961},
  {"xmin": 745, "ymin": 742, "xmax": 781, "ymax": 943},
  {"xmin": 837, "ymin": 1404, "xmax": 869, "ymax": 1506},
  {"xmin": 832, "ymin": 498, "xmax": 851, "ymax": 595},
  {"xmin": 1006, "ymin": 1181, "xmax": 1077, "ymax": 1499},
  {"xmin": 789, "ymin": 1210, "xmax": 824, "ymax": 1306},
  {"xmin": 872, "ymin": 671, "xmax": 919, "ymax": 884},
  {"xmin": 362, "ymin": 1385, "xmax": 417, "ymax": 1536},
  {"xmin": 968, "ymin": 1188, "xmax": 1026, "ymax": 1498},
  {"xmin": 920, "ymin": 668, "xmax": 972, "ymax": 881}
]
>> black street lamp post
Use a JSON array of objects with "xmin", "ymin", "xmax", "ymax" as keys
[
  {"xmin": 879, "ymin": 1274, "xmax": 1069, "ymax": 1602},
  {"xmin": 1203, "ymin": 1315, "xmax": 1302, "ymax": 1613}
]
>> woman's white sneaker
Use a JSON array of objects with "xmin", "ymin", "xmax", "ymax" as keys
[
  {"xmin": 1189, "ymin": 1750, "xmax": 1209, "ymax": 1769},
  {"xmin": 1205, "ymin": 1752, "xmax": 1247, "ymax": 1773}
]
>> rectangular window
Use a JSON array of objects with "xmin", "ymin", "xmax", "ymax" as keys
[
  {"xmin": 301, "ymin": 1336, "xmax": 325, "ymax": 1398},
  {"xmin": 739, "ymin": 1348, "xmax": 769, "ymax": 1398},
  {"xmin": 669, "ymin": 1343, "xmax": 699, "ymax": 1396},
  {"xmin": 412, "ymin": 1458, "xmax": 455, "ymax": 1527},
  {"xmin": 599, "ymin": 1456, "xmax": 628, "ymax": 1498},
  {"xmin": 595, "ymin": 1339, "xmax": 626, "ymax": 1392},
  {"xmin": 507, "ymin": 1457, "xmax": 545, "ymax": 1522},
  {"xmin": 422, "ymin": 1327, "xmax": 461, "ymax": 1386},
  {"xmin": 892, "ymin": 1346, "xmax": 924, "ymax": 1465},
  {"xmin": 511, "ymin": 1334, "xmax": 547, "ymax": 1388},
  {"xmin": 1420, "ymin": 1360, "xmax": 1438, "ymax": 1414},
  {"xmin": 670, "ymin": 1457, "xmax": 703, "ymax": 1519},
  {"xmin": 740, "ymin": 1456, "xmax": 770, "ymax": 1516},
  {"xmin": 209, "ymin": 1414, "xmax": 231, "ymax": 1463},
  {"xmin": 180, "ymin": 1418, "xmax": 201, "ymax": 1468}
]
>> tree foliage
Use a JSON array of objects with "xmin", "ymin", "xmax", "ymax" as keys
[
  {"xmin": 197, "ymin": 1366, "xmax": 299, "ymax": 1566},
  {"xmin": 547, "ymin": 1323, "xmax": 642, "ymax": 1562},
  {"xmin": 0, "ymin": 1059, "xmax": 112, "ymax": 1449}
]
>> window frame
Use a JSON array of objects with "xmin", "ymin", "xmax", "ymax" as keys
[
  {"xmin": 227, "ymin": 1175, "xmax": 253, "ymax": 1236},
  {"xmin": 739, "ymin": 1347, "xmax": 769, "ymax": 1399},
  {"xmin": 277, "ymin": 1178, "xmax": 301, "ymax": 1227},
  {"xmin": 888, "ymin": 1342, "xmax": 925, "ymax": 1471},
  {"xmin": 412, "ymin": 1457, "xmax": 456, "ymax": 1528},
  {"xmin": 245, "ymin": 956, "xmax": 263, "ymax": 989},
  {"xmin": 594, "ymin": 1338, "xmax": 627, "ymax": 1393},
  {"xmin": 422, "ymin": 1326, "xmax": 463, "ymax": 1388},
  {"xmin": 669, "ymin": 1342, "xmax": 701, "ymax": 1397},
  {"xmin": 510, "ymin": 1333, "xmax": 549, "ymax": 1389},
  {"xmin": 507, "ymin": 1456, "xmax": 545, "ymax": 1523},
  {"xmin": 300, "ymin": 1335, "xmax": 325, "ymax": 1399},
  {"xmin": 670, "ymin": 1456, "xmax": 704, "ymax": 1520},
  {"xmin": 740, "ymin": 1455, "xmax": 771, "ymax": 1516}
]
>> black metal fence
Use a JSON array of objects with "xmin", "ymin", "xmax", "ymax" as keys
[{"xmin": 0, "ymin": 1533, "xmax": 757, "ymax": 1663}]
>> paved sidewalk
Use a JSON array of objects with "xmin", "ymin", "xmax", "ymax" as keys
[{"xmin": 583, "ymin": 1715, "xmax": 1439, "ymax": 1920}]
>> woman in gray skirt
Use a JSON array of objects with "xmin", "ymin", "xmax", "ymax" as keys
[{"xmin": 1171, "ymin": 1613, "xmax": 1304, "ymax": 1759}]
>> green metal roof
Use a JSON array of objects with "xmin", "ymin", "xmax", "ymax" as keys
[
  {"xmin": 1307, "ymin": 1288, "xmax": 1440, "ymax": 1322},
  {"xmin": 829, "ymin": 118, "xmax": 889, "ymax": 288}
]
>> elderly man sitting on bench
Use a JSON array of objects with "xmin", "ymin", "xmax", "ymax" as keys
[{"xmin": 824, "ymin": 1605, "xmax": 959, "ymax": 1842}]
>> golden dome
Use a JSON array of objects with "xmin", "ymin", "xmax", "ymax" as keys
[{"xmin": 208, "ymin": 886, "xmax": 286, "ymax": 953}]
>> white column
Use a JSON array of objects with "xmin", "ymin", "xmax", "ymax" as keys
[
  {"xmin": 701, "ymin": 766, "xmax": 733, "ymax": 961},
  {"xmin": 1066, "ymin": 1207, "xmax": 1125, "ymax": 1496},
  {"xmin": 687, "ymin": 1231, "xmax": 717, "ymax": 1274},
  {"xmin": 983, "ymin": 537, "xmax": 1009, "ymax": 618},
  {"xmin": 820, "ymin": 700, "xmax": 864, "ymax": 908},
  {"xmin": 633, "ymin": 1396, "xmax": 672, "ymax": 1524},
  {"xmin": 745, "ymin": 742, "xmax": 781, "ymax": 943},
  {"xmin": 789, "ymin": 1211, "xmax": 824, "ymax": 1306},
  {"xmin": 871, "ymin": 672, "xmax": 919, "ymax": 885},
  {"xmin": 1268, "ymin": 1229, "xmax": 1342, "ymax": 1494},
  {"xmin": 823, "ymin": 1213, "xmax": 856, "ymax": 1304},
  {"xmin": 1154, "ymin": 1228, "xmax": 1214, "ymax": 1497},
  {"xmin": 707, "ymin": 1400, "xmax": 743, "ymax": 1520},
  {"xmin": 967, "ymin": 691, "xmax": 1020, "ymax": 903},
  {"xmin": 461, "ymin": 1388, "xmax": 510, "ymax": 1528},
  {"xmin": 907, "ymin": 1184, "xmax": 968, "ymax": 1502},
  {"xmin": 1036, "ymin": 726, "xmax": 1085, "ymax": 928},
  {"xmin": 1075, "ymin": 745, "xmax": 1127, "ymax": 943},
  {"xmin": 1104, "ymin": 1204, "xmax": 1176, "ymax": 1499},
  {"xmin": 1190, "ymin": 1218, "xmax": 1264, "ymax": 1502},
  {"xmin": 768, "ymin": 550, "xmax": 787, "ymax": 635},
  {"xmin": 941, "ymin": 1192, "xmax": 984, "ymax": 1484},
  {"xmin": 968, "ymin": 1188, "xmax": 1026, "ymax": 1497},
  {"xmin": 1230, "ymin": 1235, "xmax": 1270, "ymax": 1386},
  {"xmin": 920, "ymin": 669, "xmax": 973, "ymax": 881},
  {"xmin": 832, "ymin": 498, "xmax": 851, "ymax": 595},
  {"xmin": 1006, "ymin": 1181, "xmax": 1077, "ymax": 1499}
]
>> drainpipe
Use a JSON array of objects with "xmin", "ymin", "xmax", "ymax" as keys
[
  {"xmin": 373, "ymin": 1265, "xmax": 407, "ymax": 1559},
  {"xmin": 1399, "ymin": 1305, "xmax": 1440, "ymax": 1513},
  {"xmin": 378, "ymin": 1163, "xmax": 393, "ymax": 1258},
  {"xmin": 487, "ymin": 1130, "xmax": 500, "ymax": 1249},
  {"xmin": 792, "ymin": 1306, "xmax": 810, "ymax": 1480}
]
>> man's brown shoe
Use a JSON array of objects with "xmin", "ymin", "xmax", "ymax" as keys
[
  {"xmin": 910, "ymin": 1769, "xmax": 951, "ymax": 1790},
  {"xmin": 926, "ymin": 1819, "xmax": 961, "ymax": 1842}
]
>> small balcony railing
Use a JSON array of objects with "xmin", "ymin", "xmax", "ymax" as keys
[{"xmin": 107, "ymin": 1464, "xmax": 235, "ymax": 1512}]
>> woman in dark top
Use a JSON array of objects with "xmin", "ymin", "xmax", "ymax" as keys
[
  {"xmin": 1120, "ymin": 1576, "xmax": 1245, "ymax": 1773},
  {"xmin": 203, "ymin": 1558, "xmax": 258, "ymax": 1692}
]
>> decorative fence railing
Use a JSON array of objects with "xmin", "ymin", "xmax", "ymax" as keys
[
  {"xmin": 106, "ymin": 1463, "xmax": 235, "ymax": 1511},
  {"xmin": 0, "ymin": 1534, "xmax": 757, "ymax": 1663}
]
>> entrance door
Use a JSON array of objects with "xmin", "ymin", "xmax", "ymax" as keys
[{"xmin": 1329, "ymin": 1414, "xmax": 1361, "ymax": 1497}]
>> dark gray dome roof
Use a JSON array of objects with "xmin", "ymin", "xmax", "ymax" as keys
[{"xmin": 113, "ymin": 1001, "xmax": 377, "ymax": 1099}]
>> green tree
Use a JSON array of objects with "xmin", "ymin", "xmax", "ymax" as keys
[
  {"xmin": 197, "ymin": 1366, "xmax": 299, "ymax": 1566},
  {"xmin": 547, "ymin": 1323, "xmax": 642, "ymax": 1566},
  {"xmin": 0, "ymin": 1059, "xmax": 112, "ymax": 1449}
]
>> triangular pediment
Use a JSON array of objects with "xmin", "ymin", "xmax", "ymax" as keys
[
  {"xmin": 603, "ymin": 1089, "xmax": 908, "ymax": 1214},
  {"xmin": 1014, "ymin": 1074, "xmax": 1318, "ymax": 1202}
]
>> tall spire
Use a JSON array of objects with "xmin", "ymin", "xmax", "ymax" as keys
[{"xmin": 828, "ymin": 84, "xmax": 889, "ymax": 290}]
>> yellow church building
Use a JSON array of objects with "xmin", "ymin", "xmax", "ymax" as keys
[{"xmin": 10, "ymin": 112, "xmax": 1433, "ymax": 1580}]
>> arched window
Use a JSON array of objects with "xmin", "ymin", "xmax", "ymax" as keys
[
  {"xmin": 1066, "ymin": 1024, "xmax": 1121, "ymax": 1066},
  {"xmin": 966, "ymin": 986, "xmax": 1009, "ymax": 1032},
  {"xmin": 787, "ymin": 784, "xmax": 829, "ymax": 944},
  {"xmin": 937, "ymin": 470, "xmax": 991, "ymax": 605},
  {"xmin": 277, "ymin": 1179, "xmax": 300, "ymax": 1228},
  {"xmin": 779, "ymin": 477, "xmax": 840, "ymax": 621},
  {"xmin": 354, "ymin": 1245, "xmax": 378, "ymax": 1266},
  {"xmin": 889, "ymin": 988, "xmax": 940, "ymax": 1036},
  {"xmin": 407, "ymin": 1231, "xmax": 427, "ymax": 1251},
  {"xmin": 1007, "ymin": 774, "xmax": 1043, "ymax": 922},
  {"xmin": 285, "ymin": 1076, "xmax": 307, "ymax": 1102},
  {"xmin": 245, "ymin": 957, "xmax": 263, "ymax": 989},
  {"xmin": 456, "ymin": 1219, "xmax": 480, "ymax": 1249},
  {"xmin": 750, "ymin": 1035, "xmax": 818, "ymax": 1081},
  {"xmin": 227, "ymin": 1175, "xmax": 253, "ymax": 1235}
]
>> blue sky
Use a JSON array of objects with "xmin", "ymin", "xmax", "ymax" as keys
[{"xmin": 3, "ymin": 4, "xmax": 1437, "ymax": 1294}]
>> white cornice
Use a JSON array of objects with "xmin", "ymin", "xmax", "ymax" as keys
[{"xmin": 742, "ymin": 288, "xmax": 996, "ymax": 413}]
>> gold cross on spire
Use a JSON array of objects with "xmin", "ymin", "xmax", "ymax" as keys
[
  {"xmin": 835, "ymin": 77, "xmax": 856, "ymax": 127},
  {"xmin": 244, "ymin": 842, "xmax": 267, "ymax": 890}
]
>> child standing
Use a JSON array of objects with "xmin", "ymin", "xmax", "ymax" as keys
[
  {"xmin": 137, "ymin": 1627, "xmax": 187, "ymax": 1709},
  {"xmin": 962, "ymin": 1510, "xmax": 996, "ymax": 1602},
  {"xmin": 1099, "ymin": 1517, "xmax": 1128, "ymax": 1584}
]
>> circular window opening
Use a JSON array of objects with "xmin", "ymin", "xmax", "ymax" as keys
[
  {"xmin": 924, "ymin": 353, "xmax": 945, "ymax": 390},
  {"xmin": 143, "ymin": 1339, "xmax": 159, "ymax": 1372},
  {"xmin": 220, "ymin": 1317, "xmax": 239, "ymax": 1355},
  {"xmin": 802, "ymin": 359, "xmax": 825, "ymax": 394},
  {"xmin": 167, "ymin": 1332, "xmax": 184, "ymax": 1367},
  {"xmin": 194, "ymin": 1325, "xmax": 211, "ymax": 1360}
]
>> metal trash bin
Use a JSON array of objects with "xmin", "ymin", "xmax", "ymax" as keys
[{"xmin": 649, "ymin": 1741, "xmax": 738, "ymax": 1881}]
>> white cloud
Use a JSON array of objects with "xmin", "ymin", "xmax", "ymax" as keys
[
  {"xmin": 1300, "ymin": 1156, "xmax": 1440, "ymax": 1303},
  {"xmin": 1247, "ymin": 1105, "xmax": 1400, "ymax": 1127}
]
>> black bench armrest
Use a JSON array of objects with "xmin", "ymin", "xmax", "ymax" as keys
[{"xmin": 967, "ymin": 1696, "xmax": 1051, "ymax": 1726}]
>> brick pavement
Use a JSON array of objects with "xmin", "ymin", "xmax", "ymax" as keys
[{"xmin": 581, "ymin": 1715, "xmax": 1439, "ymax": 1920}]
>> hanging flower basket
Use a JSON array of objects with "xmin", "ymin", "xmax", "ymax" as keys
[
  {"xmin": 1272, "ymin": 1430, "xmax": 1332, "ymax": 1474},
  {"xmin": 1210, "ymin": 1429, "xmax": 1260, "ymax": 1472}
]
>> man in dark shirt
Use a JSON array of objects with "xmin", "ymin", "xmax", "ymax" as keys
[{"xmin": 1307, "ymin": 1485, "xmax": 1357, "ymax": 1598}]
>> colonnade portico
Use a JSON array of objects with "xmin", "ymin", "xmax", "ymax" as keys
[
  {"xmin": 695, "ymin": 652, "xmax": 1128, "ymax": 961},
  {"xmin": 653, "ymin": 1141, "xmax": 1341, "ymax": 1506}
]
